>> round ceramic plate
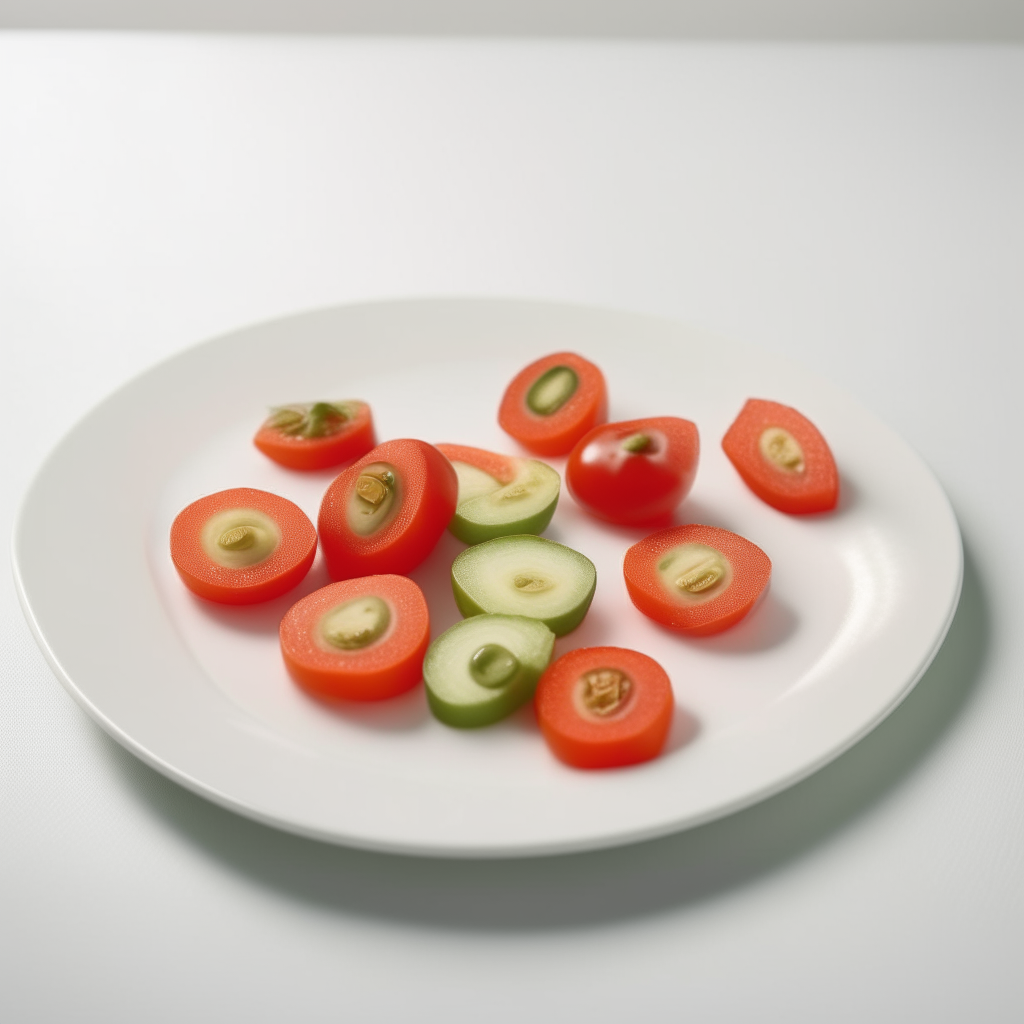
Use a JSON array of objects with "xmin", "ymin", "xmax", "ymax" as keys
[{"xmin": 13, "ymin": 299, "xmax": 962, "ymax": 857}]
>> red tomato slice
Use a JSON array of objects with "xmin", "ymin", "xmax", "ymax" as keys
[
  {"xmin": 434, "ymin": 443, "xmax": 516, "ymax": 484},
  {"xmin": 280, "ymin": 575, "xmax": 430, "ymax": 701},
  {"xmin": 535, "ymin": 647, "xmax": 674, "ymax": 769},
  {"xmin": 498, "ymin": 352, "xmax": 607, "ymax": 456},
  {"xmin": 170, "ymin": 487, "xmax": 317, "ymax": 605},
  {"xmin": 318, "ymin": 438, "xmax": 458, "ymax": 580},
  {"xmin": 566, "ymin": 416, "xmax": 699, "ymax": 526},
  {"xmin": 623, "ymin": 524, "xmax": 771, "ymax": 636},
  {"xmin": 254, "ymin": 400, "xmax": 375, "ymax": 471},
  {"xmin": 721, "ymin": 399, "xmax": 838, "ymax": 514}
]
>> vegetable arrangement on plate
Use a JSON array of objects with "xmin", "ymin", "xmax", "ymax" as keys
[{"xmin": 169, "ymin": 350, "xmax": 839, "ymax": 770}]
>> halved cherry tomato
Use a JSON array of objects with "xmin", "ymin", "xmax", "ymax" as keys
[
  {"xmin": 318, "ymin": 438, "xmax": 458, "ymax": 580},
  {"xmin": 280, "ymin": 575, "xmax": 429, "ymax": 701},
  {"xmin": 566, "ymin": 416, "xmax": 699, "ymax": 526},
  {"xmin": 722, "ymin": 398, "xmax": 838, "ymax": 514},
  {"xmin": 498, "ymin": 352, "xmax": 607, "ymax": 456},
  {"xmin": 170, "ymin": 487, "xmax": 317, "ymax": 605},
  {"xmin": 535, "ymin": 646, "xmax": 674, "ymax": 769},
  {"xmin": 254, "ymin": 400, "xmax": 375, "ymax": 471},
  {"xmin": 623, "ymin": 524, "xmax": 771, "ymax": 636}
]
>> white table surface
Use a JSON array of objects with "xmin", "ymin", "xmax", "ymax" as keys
[{"xmin": 2, "ymin": 33, "xmax": 1021, "ymax": 1022}]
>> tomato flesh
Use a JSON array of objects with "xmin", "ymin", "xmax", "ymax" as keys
[
  {"xmin": 498, "ymin": 352, "xmax": 607, "ymax": 456},
  {"xmin": 721, "ymin": 398, "xmax": 838, "ymax": 514},
  {"xmin": 623, "ymin": 524, "xmax": 771, "ymax": 636},
  {"xmin": 254, "ymin": 401, "xmax": 376, "ymax": 471},
  {"xmin": 566, "ymin": 416, "xmax": 699, "ymax": 526},
  {"xmin": 318, "ymin": 439, "xmax": 458, "ymax": 580},
  {"xmin": 535, "ymin": 647, "xmax": 674, "ymax": 769},
  {"xmin": 170, "ymin": 487, "xmax": 317, "ymax": 605},
  {"xmin": 280, "ymin": 575, "xmax": 429, "ymax": 701}
]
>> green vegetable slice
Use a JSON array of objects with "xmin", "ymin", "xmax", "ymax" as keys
[
  {"xmin": 424, "ymin": 614, "xmax": 555, "ymax": 728},
  {"xmin": 451, "ymin": 534, "xmax": 597, "ymax": 636},
  {"xmin": 449, "ymin": 458, "xmax": 560, "ymax": 545}
]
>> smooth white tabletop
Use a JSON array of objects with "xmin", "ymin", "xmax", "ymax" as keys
[{"xmin": 2, "ymin": 34, "xmax": 1021, "ymax": 1022}]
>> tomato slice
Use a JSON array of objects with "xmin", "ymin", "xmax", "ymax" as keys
[
  {"xmin": 435, "ymin": 444, "xmax": 516, "ymax": 485},
  {"xmin": 318, "ymin": 438, "xmax": 458, "ymax": 579},
  {"xmin": 498, "ymin": 352, "xmax": 607, "ymax": 456},
  {"xmin": 721, "ymin": 398, "xmax": 838, "ymax": 514},
  {"xmin": 623, "ymin": 524, "xmax": 771, "ymax": 636},
  {"xmin": 170, "ymin": 487, "xmax": 317, "ymax": 604},
  {"xmin": 566, "ymin": 416, "xmax": 699, "ymax": 526},
  {"xmin": 535, "ymin": 647, "xmax": 674, "ymax": 769},
  {"xmin": 254, "ymin": 400, "xmax": 375, "ymax": 471},
  {"xmin": 280, "ymin": 575, "xmax": 430, "ymax": 701}
]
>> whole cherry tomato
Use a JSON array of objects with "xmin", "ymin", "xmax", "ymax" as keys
[{"xmin": 566, "ymin": 417, "xmax": 699, "ymax": 526}]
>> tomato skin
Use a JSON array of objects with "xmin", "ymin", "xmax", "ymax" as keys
[
  {"xmin": 280, "ymin": 575, "xmax": 429, "ymax": 701},
  {"xmin": 318, "ymin": 439, "xmax": 458, "ymax": 580},
  {"xmin": 254, "ymin": 402, "xmax": 375, "ymax": 471},
  {"xmin": 623, "ymin": 524, "xmax": 771, "ymax": 636},
  {"xmin": 170, "ymin": 487, "xmax": 317, "ymax": 605},
  {"xmin": 434, "ymin": 444, "xmax": 516, "ymax": 485},
  {"xmin": 535, "ymin": 647, "xmax": 674, "ymax": 769},
  {"xmin": 498, "ymin": 352, "xmax": 607, "ymax": 456},
  {"xmin": 566, "ymin": 417, "xmax": 699, "ymax": 526},
  {"xmin": 722, "ymin": 399, "xmax": 838, "ymax": 514}
]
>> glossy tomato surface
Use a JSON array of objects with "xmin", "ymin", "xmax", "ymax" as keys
[
  {"xmin": 318, "ymin": 439, "xmax": 458, "ymax": 580},
  {"xmin": 566, "ymin": 417, "xmax": 699, "ymax": 526}
]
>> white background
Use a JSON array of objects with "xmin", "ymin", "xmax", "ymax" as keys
[{"xmin": 2, "ymin": 33, "xmax": 1022, "ymax": 1022}]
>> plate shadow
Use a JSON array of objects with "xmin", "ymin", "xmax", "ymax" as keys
[{"xmin": 100, "ymin": 539, "xmax": 989, "ymax": 933}]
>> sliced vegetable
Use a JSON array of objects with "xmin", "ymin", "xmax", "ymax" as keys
[
  {"xmin": 424, "ymin": 614, "xmax": 555, "ymax": 728},
  {"xmin": 623, "ymin": 524, "xmax": 771, "ymax": 636},
  {"xmin": 170, "ymin": 487, "xmax": 317, "ymax": 604},
  {"xmin": 436, "ymin": 443, "xmax": 560, "ymax": 545},
  {"xmin": 318, "ymin": 439, "xmax": 458, "ymax": 580},
  {"xmin": 498, "ymin": 352, "xmax": 607, "ymax": 456},
  {"xmin": 535, "ymin": 646, "xmax": 674, "ymax": 769},
  {"xmin": 451, "ymin": 534, "xmax": 596, "ymax": 637},
  {"xmin": 721, "ymin": 398, "xmax": 838, "ymax": 514},
  {"xmin": 566, "ymin": 416, "xmax": 699, "ymax": 526},
  {"xmin": 254, "ymin": 400, "xmax": 375, "ymax": 471},
  {"xmin": 280, "ymin": 574, "xmax": 429, "ymax": 701}
]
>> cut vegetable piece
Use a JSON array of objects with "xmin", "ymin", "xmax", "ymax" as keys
[
  {"xmin": 254, "ymin": 400, "xmax": 375, "ymax": 471},
  {"xmin": 535, "ymin": 647, "xmax": 674, "ymax": 769},
  {"xmin": 170, "ymin": 487, "xmax": 317, "ymax": 605},
  {"xmin": 623, "ymin": 524, "xmax": 771, "ymax": 636},
  {"xmin": 451, "ymin": 534, "xmax": 597, "ymax": 637},
  {"xmin": 566, "ymin": 416, "xmax": 699, "ymax": 526},
  {"xmin": 424, "ymin": 614, "xmax": 555, "ymax": 728},
  {"xmin": 721, "ymin": 399, "xmax": 838, "ymax": 514},
  {"xmin": 280, "ymin": 575, "xmax": 429, "ymax": 701},
  {"xmin": 436, "ymin": 443, "xmax": 561, "ymax": 545},
  {"xmin": 498, "ymin": 352, "xmax": 607, "ymax": 456},
  {"xmin": 318, "ymin": 439, "xmax": 458, "ymax": 580}
]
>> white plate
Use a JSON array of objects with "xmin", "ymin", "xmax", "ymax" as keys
[{"xmin": 13, "ymin": 299, "xmax": 962, "ymax": 857}]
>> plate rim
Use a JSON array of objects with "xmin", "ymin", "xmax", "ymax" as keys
[{"xmin": 12, "ymin": 296, "xmax": 964, "ymax": 858}]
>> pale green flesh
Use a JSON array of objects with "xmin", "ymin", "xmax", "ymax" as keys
[
  {"xmin": 424, "ymin": 615, "xmax": 555, "ymax": 728},
  {"xmin": 346, "ymin": 462, "xmax": 400, "ymax": 537},
  {"xmin": 200, "ymin": 508, "xmax": 281, "ymax": 569},
  {"xmin": 656, "ymin": 543, "xmax": 732, "ymax": 604},
  {"xmin": 451, "ymin": 534, "xmax": 597, "ymax": 636},
  {"xmin": 318, "ymin": 596, "xmax": 390, "ymax": 651},
  {"xmin": 449, "ymin": 458, "xmax": 560, "ymax": 545},
  {"xmin": 526, "ymin": 365, "xmax": 579, "ymax": 416}
]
